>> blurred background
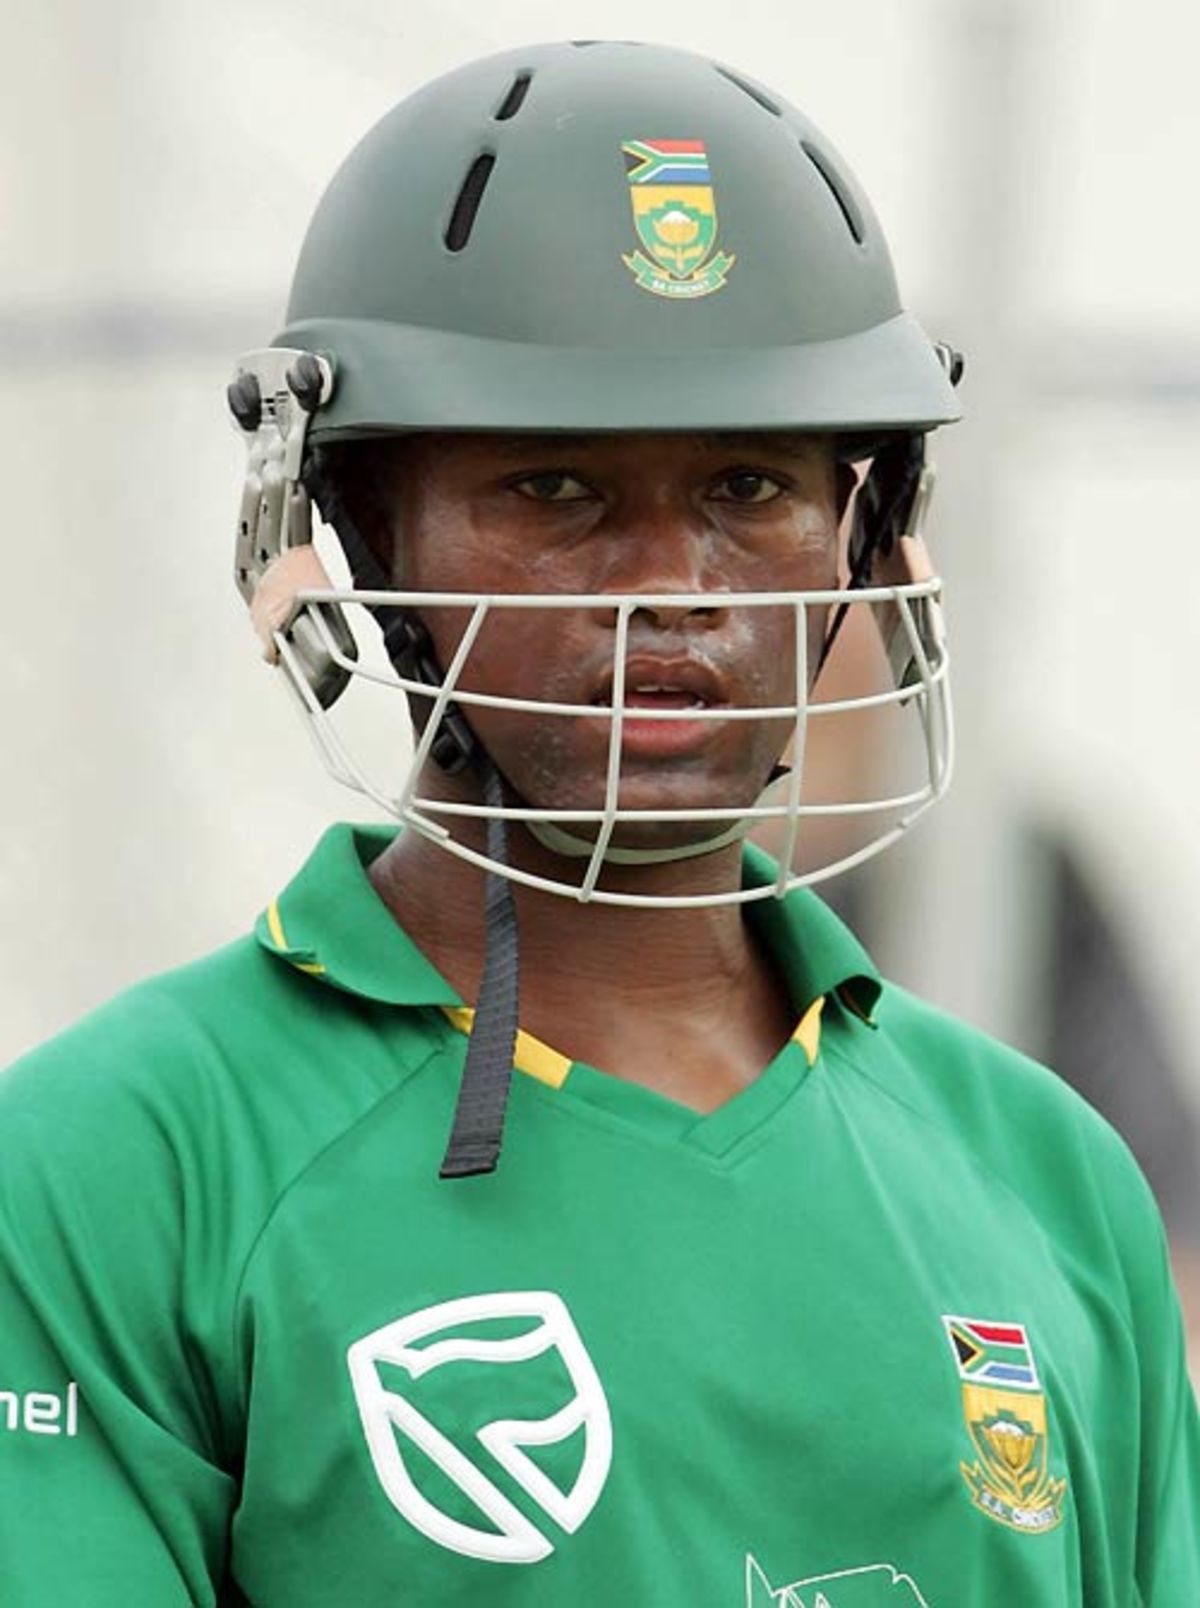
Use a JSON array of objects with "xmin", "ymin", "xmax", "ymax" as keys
[{"xmin": 3, "ymin": 0, "xmax": 1198, "ymax": 1358}]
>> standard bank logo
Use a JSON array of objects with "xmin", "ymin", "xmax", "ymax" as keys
[{"xmin": 346, "ymin": 1290, "xmax": 612, "ymax": 1563}]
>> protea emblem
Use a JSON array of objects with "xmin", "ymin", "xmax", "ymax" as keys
[
  {"xmin": 620, "ymin": 139, "xmax": 736, "ymax": 298},
  {"xmin": 943, "ymin": 1315, "xmax": 1068, "ymax": 1533}
]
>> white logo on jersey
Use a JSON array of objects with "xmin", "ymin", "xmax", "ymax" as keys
[
  {"xmin": 0, "ymin": 1380, "xmax": 79, "ymax": 1438},
  {"xmin": 745, "ymin": 1555, "xmax": 931, "ymax": 1606},
  {"xmin": 346, "ymin": 1290, "xmax": 612, "ymax": 1563}
]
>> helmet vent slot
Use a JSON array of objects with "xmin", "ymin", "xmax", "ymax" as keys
[
  {"xmin": 444, "ymin": 153, "xmax": 497, "ymax": 252},
  {"xmin": 494, "ymin": 71, "xmax": 532, "ymax": 121},
  {"xmin": 715, "ymin": 67, "xmax": 781, "ymax": 116},
  {"xmin": 801, "ymin": 140, "xmax": 865, "ymax": 246}
]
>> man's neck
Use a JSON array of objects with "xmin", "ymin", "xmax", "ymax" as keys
[{"xmin": 368, "ymin": 819, "xmax": 797, "ymax": 1112}]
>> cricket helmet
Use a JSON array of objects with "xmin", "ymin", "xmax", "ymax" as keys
[{"xmin": 278, "ymin": 40, "xmax": 959, "ymax": 439}]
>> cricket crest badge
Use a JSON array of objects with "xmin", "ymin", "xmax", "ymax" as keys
[
  {"xmin": 620, "ymin": 139, "xmax": 736, "ymax": 298},
  {"xmin": 942, "ymin": 1316, "xmax": 1067, "ymax": 1534}
]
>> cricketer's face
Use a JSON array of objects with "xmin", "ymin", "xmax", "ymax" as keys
[{"xmin": 379, "ymin": 431, "xmax": 849, "ymax": 852}]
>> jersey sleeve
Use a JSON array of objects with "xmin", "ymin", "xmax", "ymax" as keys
[
  {"xmin": 0, "ymin": 1010, "xmax": 239, "ymax": 1606},
  {"xmin": 1132, "ymin": 1214, "xmax": 1200, "ymax": 1605},
  {"xmin": 1097, "ymin": 1121, "xmax": 1200, "ymax": 1605}
]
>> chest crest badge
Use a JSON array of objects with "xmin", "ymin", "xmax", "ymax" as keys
[
  {"xmin": 942, "ymin": 1316, "xmax": 1067, "ymax": 1534},
  {"xmin": 620, "ymin": 139, "xmax": 736, "ymax": 298}
]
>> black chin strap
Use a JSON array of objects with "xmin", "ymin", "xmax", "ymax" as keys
[
  {"xmin": 816, "ymin": 432, "xmax": 925, "ymax": 679},
  {"xmin": 303, "ymin": 449, "xmax": 478, "ymax": 774},
  {"xmin": 438, "ymin": 763, "xmax": 522, "ymax": 1179}
]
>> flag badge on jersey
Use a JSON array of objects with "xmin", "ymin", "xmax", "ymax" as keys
[
  {"xmin": 942, "ymin": 1315, "xmax": 1068, "ymax": 1534},
  {"xmin": 945, "ymin": 1316, "xmax": 1040, "ymax": 1388},
  {"xmin": 620, "ymin": 139, "xmax": 736, "ymax": 299}
]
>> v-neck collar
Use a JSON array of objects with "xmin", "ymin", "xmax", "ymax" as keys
[
  {"xmin": 436, "ymin": 995, "xmax": 828, "ymax": 1163},
  {"xmin": 255, "ymin": 825, "xmax": 881, "ymax": 1158}
]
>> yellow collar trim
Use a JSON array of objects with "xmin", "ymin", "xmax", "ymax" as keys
[
  {"xmin": 794, "ymin": 995, "xmax": 824, "ymax": 1067},
  {"xmin": 440, "ymin": 995, "xmax": 825, "ymax": 1089},
  {"xmin": 268, "ymin": 880, "xmax": 825, "ymax": 1076},
  {"xmin": 439, "ymin": 1006, "xmax": 572, "ymax": 1090},
  {"xmin": 265, "ymin": 899, "xmax": 328, "ymax": 977}
]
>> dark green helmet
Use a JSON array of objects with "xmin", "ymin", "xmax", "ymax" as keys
[{"xmin": 278, "ymin": 41, "xmax": 959, "ymax": 442}]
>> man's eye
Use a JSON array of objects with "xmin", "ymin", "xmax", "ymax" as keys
[
  {"xmin": 513, "ymin": 472, "xmax": 593, "ymax": 502},
  {"xmin": 712, "ymin": 470, "xmax": 787, "ymax": 504}
]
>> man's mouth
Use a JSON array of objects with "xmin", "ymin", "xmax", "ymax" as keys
[
  {"xmin": 592, "ymin": 656, "xmax": 729, "ymax": 708},
  {"xmin": 623, "ymin": 685, "xmax": 712, "ymax": 711},
  {"xmin": 589, "ymin": 659, "xmax": 731, "ymax": 756}
]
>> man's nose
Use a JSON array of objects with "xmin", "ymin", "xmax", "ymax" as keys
[{"xmin": 586, "ymin": 500, "xmax": 728, "ymax": 629}]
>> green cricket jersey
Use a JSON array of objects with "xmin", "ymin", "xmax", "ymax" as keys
[{"xmin": 0, "ymin": 824, "xmax": 1196, "ymax": 1605}]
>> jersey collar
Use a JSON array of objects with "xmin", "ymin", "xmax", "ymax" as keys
[
  {"xmin": 255, "ymin": 824, "xmax": 462, "ymax": 1007},
  {"xmin": 255, "ymin": 824, "xmax": 881, "ymax": 1019},
  {"xmin": 740, "ymin": 841, "xmax": 881, "ymax": 1022}
]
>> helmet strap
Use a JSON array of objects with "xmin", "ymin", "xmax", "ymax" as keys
[
  {"xmin": 304, "ymin": 450, "xmax": 479, "ymax": 774},
  {"xmin": 815, "ymin": 431, "xmax": 926, "ymax": 678},
  {"xmin": 438, "ymin": 760, "xmax": 522, "ymax": 1180}
]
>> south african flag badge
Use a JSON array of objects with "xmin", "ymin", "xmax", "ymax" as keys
[
  {"xmin": 620, "ymin": 139, "xmax": 736, "ymax": 299},
  {"xmin": 943, "ymin": 1316, "xmax": 1068, "ymax": 1534}
]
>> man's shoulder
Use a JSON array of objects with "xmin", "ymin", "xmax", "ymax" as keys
[
  {"xmin": 0, "ymin": 930, "xmax": 449, "ymax": 1280},
  {"xmin": 4, "ymin": 937, "xmax": 278, "ymax": 1100},
  {"xmin": 873, "ymin": 981, "xmax": 1102, "ymax": 1119},
  {"xmin": 0, "ymin": 931, "xmax": 418, "ymax": 1167},
  {"xmin": 861, "ymin": 980, "xmax": 1165, "ymax": 1268},
  {"xmin": 0, "ymin": 940, "xmax": 269, "ymax": 1172}
]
